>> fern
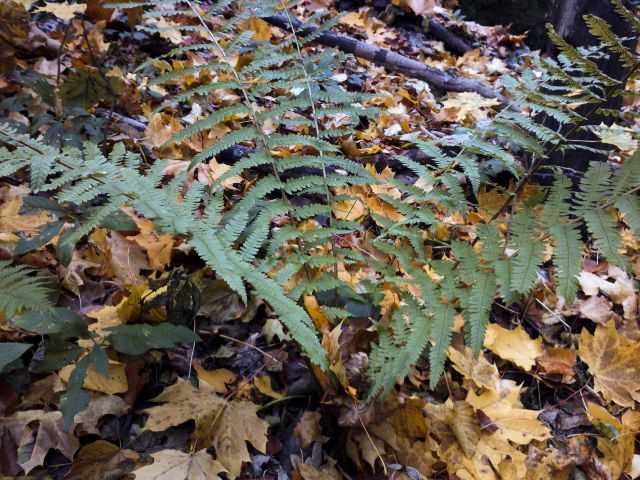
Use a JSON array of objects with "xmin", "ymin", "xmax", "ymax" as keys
[
  {"xmin": 2, "ymin": 0, "xmax": 640, "ymax": 404},
  {"xmin": 0, "ymin": 261, "xmax": 52, "ymax": 318}
]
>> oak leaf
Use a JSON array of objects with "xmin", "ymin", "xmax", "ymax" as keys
[
  {"xmin": 579, "ymin": 321, "xmax": 640, "ymax": 407},
  {"xmin": 132, "ymin": 449, "xmax": 226, "ymax": 480},
  {"xmin": 142, "ymin": 378, "xmax": 268, "ymax": 478}
]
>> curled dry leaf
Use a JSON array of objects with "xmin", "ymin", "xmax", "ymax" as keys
[{"xmin": 578, "ymin": 267, "xmax": 637, "ymax": 322}]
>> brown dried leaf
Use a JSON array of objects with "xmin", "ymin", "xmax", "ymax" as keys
[
  {"xmin": 65, "ymin": 440, "xmax": 139, "ymax": 480},
  {"xmin": 142, "ymin": 378, "xmax": 268, "ymax": 478},
  {"xmin": 294, "ymin": 411, "xmax": 327, "ymax": 449}
]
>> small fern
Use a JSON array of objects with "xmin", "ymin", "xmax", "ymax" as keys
[{"xmin": 0, "ymin": 261, "xmax": 52, "ymax": 318}]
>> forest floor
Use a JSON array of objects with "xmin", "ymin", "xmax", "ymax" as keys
[{"xmin": 1, "ymin": 0, "xmax": 640, "ymax": 479}]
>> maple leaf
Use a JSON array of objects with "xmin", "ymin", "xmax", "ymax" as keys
[
  {"xmin": 587, "ymin": 403, "xmax": 635, "ymax": 479},
  {"xmin": 424, "ymin": 399, "xmax": 529, "ymax": 480},
  {"xmin": 142, "ymin": 378, "xmax": 269, "ymax": 478},
  {"xmin": 132, "ymin": 449, "xmax": 227, "ymax": 480},
  {"xmin": 579, "ymin": 321, "xmax": 640, "ymax": 408},
  {"xmin": 65, "ymin": 440, "xmax": 139, "ymax": 480},
  {"xmin": 59, "ymin": 359, "xmax": 128, "ymax": 395},
  {"xmin": 483, "ymin": 324, "xmax": 544, "ymax": 370},
  {"xmin": 448, "ymin": 346, "xmax": 501, "ymax": 392},
  {"xmin": 465, "ymin": 380, "xmax": 550, "ymax": 445},
  {"xmin": 440, "ymin": 92, "xmax": 501, "ymax": 122}
]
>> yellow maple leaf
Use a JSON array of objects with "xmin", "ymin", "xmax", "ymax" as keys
[
  {"xmin": 194, "ymin": 364, "xmax": 236, "ymax": 394},
  {"xmin": 579, "ymin": 321, "xmax": 640, "ymax": 408},
  {"xmin": 440, "ymin": 92, "xmax": 501, "ymax": 123},
  {"xmin": 465, "ymin": 381, "xmax": 550, "ymax": 445},
  {"xmin": 59, "ymin": 360, "xmax": 128, "ymax": 395},
  {"xmin": 587, "ymin": 403, "xmax": 634, "ymax": 479},
  {"xmin": 142, "ymin": 378, "xmax": 269, "ymax": 479},
  {"xmin": 127, "ymin": 218, "xmax": 174, "ymax": 271},
  {"xmin": 483, "ymin": 323, "xmax": 544, "ymax": 370}
]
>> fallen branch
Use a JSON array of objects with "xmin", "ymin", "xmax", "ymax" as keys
[
  {"xmin": 264, "ymin": 15, "xmax": 510, "ymax": 107},
  {"xmin": 424, "ymin": 18, "xmax": 473, "ymax": 56}
]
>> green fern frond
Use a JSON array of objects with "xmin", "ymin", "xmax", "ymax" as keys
[
  {"xmin": 0, "ymin": 261, "xmax": 52, "ymax": 318},
  {"xmin": 429, "ymin": 301, "xmax": 456, "ymax": 389},
  {"xmin": 549, "ymin": 223, "xmax": 582, "ymax": 302},
  {"xmin": 584, "ymin": 209, "xmax": 629, "ymax": 269}
]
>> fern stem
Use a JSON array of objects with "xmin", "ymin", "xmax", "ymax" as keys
[{"xmin": 278, "ymin": 2, "xmax": 338, "ymax": 279}]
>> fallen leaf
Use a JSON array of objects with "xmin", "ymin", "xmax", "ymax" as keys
[
  {"xmin": 448, "ymin": 346, "xmax": 501, "ymax": 392},
  {"xmin": 536, "ymin": 347, "xmax": 576, "ymax": 382},
  {"xmin": 579, "ymin": 321, "xmax": 640, "ymax": 408},
  {"xmin": 65, "ymin": 440, "xmax": 139, "ymax": 480},
  {"xmin": 587, "ymin": 402, "xmax": 634, "ymax": 479},
  {"xmin": 392, "ymin": 0, "xmax": 436, "ymax": 17},
  {"xmin": 253, "ymin": 374, "xmax": 285, "ymax": 400},
  {"xmin": 142, "ymin": 378, "xmax": 269, "ymax": 478},
  {"xmin": 440, "ymin": 92, "xmax": 501, "ymax": 123},
  {"xmin": 59, "ymin": 360, "xmax": 128, "ymax": 395},
  {"xmin": 483, "ymin": 324, "xmax": 544, "ymax": 370},
  {"xmin": 132, "ymin": 449, "xmax": 227, "ymax": 480},
  {"xmin": 195, "ymin": 364, "xmax": 236, "ymax": 394},
  {"xmin": 294, "ymin": 411, "xmax": 327, "ymax": 449},
  {"xmin": 127, "ymin": 218, "xmax": 174, "ymax": 270},
  {"xmin": 579, "ymin": 267, "xmax": 637, "ymax": 322},
  {"xmin": 16, "ymin": 410, "xmax": 80, "ymax": 473},
  {"xmin": 297, "ymin": 462, "xmax": 342, "ymax": 480},
  {"xmin": 145, "ymin": 113, "xmax": 182, "ymax": 148},
  {"xmin": 578, "ymin": 295, "xmax": 616, "ymax": 324},
  {"xmin": 73, "ymin": 394, "xmax": 129, "ymax": 435},
  {"xmin": 465, "ymin": 380, "xmax": 550, "ymax": 445},
  {"xmin": 34, "ymin": 1, "xmax": 86, "ymax": 19}
]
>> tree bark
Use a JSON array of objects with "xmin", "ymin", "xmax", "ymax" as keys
[{"xmin": 539, "ymin": 0, "xmax": 638, "ymax": 181}]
